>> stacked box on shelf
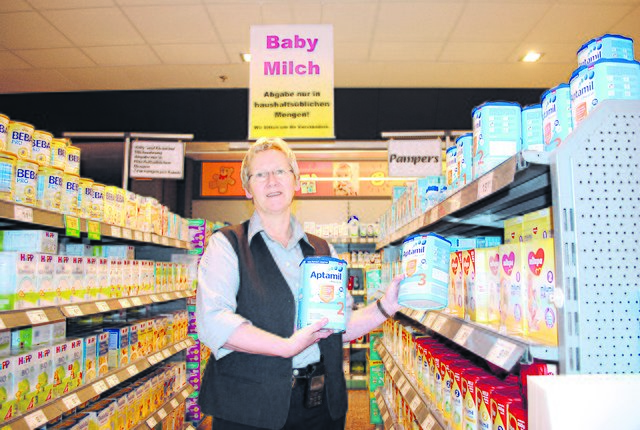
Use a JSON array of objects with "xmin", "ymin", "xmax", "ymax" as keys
[{"xmin": 368, "ymin": 330, "xmax": 384, "ymax": 425}]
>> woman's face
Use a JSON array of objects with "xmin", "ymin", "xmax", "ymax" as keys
[{"xmin": 245, "ymin": 149, "xmax": 299, "ymax": 216}]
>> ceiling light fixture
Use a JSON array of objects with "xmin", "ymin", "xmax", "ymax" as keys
[
  {"xmin": 522, "ymin": 51, "xmax": 542, "ymax": 63},
  {"xmin": 240, "ymin": 53, "xmax": 251, "ymax": 63}
]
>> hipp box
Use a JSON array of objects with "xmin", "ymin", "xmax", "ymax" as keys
[
  {"xmin": 34, "ymin": 345, "xmax": 54, "ymax": 406},
  {"xmin": 15, "ymin": 253, "xmax": 38, "ymax": 310},
  {"xmin": 52, "ymin": 341, "xmax": 70, "ymax": 397},
  {"xmin": 524, "ymin": 238, "xmax": 558, "ymax": 345},
  {"xmin": 36, "ymin": 253, "xmax": 56, "ymax": 306},
  {"xmin": 83, "ymin": 257, "xmax": 100, "ymax": 300},
  {"xmin": 14, "ymin": 350, "xmax": 37, "ymax": 413},
  {"xmin": 70, "ymin": 256, "xmax": 86, "ymax": 302},
  {"xmin": 68, "ymin": 338, "xmax": 84, "ymax": 390},
  {"xmin": 0, "ymin": 355, "xmax": 16, "ymax": 421},
  {"xmin": 499, "ymin": 244, "xmax": 527, "ymax": 336},
  {"xmin": 54, "ymin": 255, "xmax": 73, "ymax": 305}
]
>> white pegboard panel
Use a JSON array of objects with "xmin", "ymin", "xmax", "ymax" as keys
[{"xmin": 550, "ymin": 100, "xmax": 640, "ymax": 375}]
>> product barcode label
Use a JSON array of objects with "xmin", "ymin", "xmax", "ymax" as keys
[
  {"xmin": 453, "ymin": 325, "xmax": 474, "ymax": 346},
  {"xmin": 106, "ymin": 374, "xmax": 120, "ymax": 387},
  {"xmin": 25, "ymin": 410, "xmax": 48, "ymax": 429},
  {"xmin": 65, "ymin": 305, "xmax": 83, "ymax": 317},
  {"xmin": 26, "ymin": 309, "xmax": 48, "ymax": 324},
  {"xmin": 422, "ymin": 413, "xmax": 437, "ymax": 430},
  {"xmin": 93, "ymin": 380, "xmax": 108, "ymax": 394},
  {"xmin": 122, "ymin": 228, "xmax": 132, "ymax": 240},
  {"xmin": 147, "ymin": 417, "xmax": 158, "ymax": 428},
  {"xmin": 127, "ymin": 365, "xmax": 138, "ymax": 377},
  {"xmin": 477, "ymin": 172, "xmax": 494, "ymax": 200},
  {"xmin": 62, "ymin": 393, "xmax": 82, "ymax": 410},
  {"xmin": 486, "ymin": 339, "xmax": 518, "ymax": 368},
  {"xmin": 14, "ymin": 205, "xmax": 34, "ymax": 223},
  {"xmin": 157, "ymin": 408, "xmax": 167, "ymax": 420},
  {"xmin": 96, "ymin": 301, "xmax": 110, "ymax": 312},
  {"xmin": 170, "ymin": 399, "xmax": 179, "ymax": 409}
]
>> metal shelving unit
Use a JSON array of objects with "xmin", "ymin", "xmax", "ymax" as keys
[
  {"xmin": 133, "ymin": 384, "xmax": 195, "ymax": 430},
  {"xmin": 374, "ymin": 387, "xmax": 404, "ymax": 430}
]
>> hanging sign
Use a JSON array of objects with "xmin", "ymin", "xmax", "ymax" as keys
[
  {"xmin": 130, "ymin": 140, "xmax": 185, "ymax": 179},
  {"xmin": 249, "ymin": 24, "xmax": 335, "ymax": 139},
  {"xmin": 387, "ymin": 139, "xmax": 442, "ymax": 177}
]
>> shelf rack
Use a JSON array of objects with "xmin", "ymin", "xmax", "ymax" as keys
[
  {"xmin": 374, "ymin": 387, "xmax": 403, "ymax": 430},
  {"xmin": 133, "ymin": 384, "xmax": 195, "ymax": 430}
]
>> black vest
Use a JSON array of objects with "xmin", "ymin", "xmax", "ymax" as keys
[{"xmin": 198, "ymin": 221, "xmax": 348, "ymax": 429}]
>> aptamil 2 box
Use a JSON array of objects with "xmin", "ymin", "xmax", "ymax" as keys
[
  {"xmin": 34, "ymin": 345, "xmax": 53, "ymax": 406},
  {"xmin": 0, "ymin": 355, "xmax": 16, "ymax": 421},
  {"xmin": 524, "ymin": 238, "xmax": 558, "ymax": 345},
  {"xmin": 523, "ymin": 207, "xmax": 553, "ymax": 242},
  {"xmin": 82, "ymin": 334, "xmax": 98, "ymax": 384},
  {"xmin": 499, "ymin": 243, "xmax": 527, "ymax": 336},
  {"xmin": 14, "ymin": 350, "xmax": 37, "ymax": 413}
]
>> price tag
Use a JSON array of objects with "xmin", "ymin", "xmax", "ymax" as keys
[
  {"xmin": 170, "ymin": 399, "xmax": 179, "ymax": 409},
  {"xmin": 410, "ymin": 394, "xmax": 421, "ymax": 411},
  {"xmin": 449, "ymin": 194, "xmax": 462, "ymax": 212},
  {"xmin": 148, "ymin": 354, "xmax": 159, "ymax": 365},
  {"xmin": 127, "ymin": 365, "xmax": 138, "ymax": 377},
  {"xmin": 422, "ymin": 413, "xmax": 437, "ymax": 430},
  {"xmin": 161, "ymin": 236, "xmax": 169, "ymax": 246},
  {"xmin": 93, "ymin": 380, "xmax": 108, "ymax": 394},
  {"xmin": 400, "ymin": 380, "xmax": 411, "ymax": 396},
  {"xmin": 432, "ymin": 315, "xmax": 447, "ymax": 332},
  {"xmin": 158, "ymin": 408, "xmax": 167, "ymax": 420},
  {"xmin": 110, "ymin": 226, "xmax": 121, "ymax": 238},
  {"xmin": 150, "ymin": 294, "xmax": 160, "ymax": 303},
  {"xmin": 118, "ymin": 298, "xmax": 131, "ymax": 308},
  {"xmin": 147, "ymin": 417, "xmax": 158, "ymax": 428},
  {"xmin": 181, "ymin": 388, "xmax": 190, "ymax": 398},
  {"xmin": 121, "ymin": 228, "xmax": 132, "ymax": 240},
  {"xmin": 155, "ymin": 352, "xmax": 164, "ymax": 362},
  {"xmin": 425, "ymin": 313, "xmax": 437, "ymax": 328},
  {"xmin": 162, "ymin": 349, "xmax": 171, "ymax": 358},
  {"xmin": 62, "ymin": 393, "xmax": 82, "ymax": 410},
  {"xmin": 414, "ymin": 311, "xmax": 427, "ymax": 323},
  {"xmin": 477, "ymin": 172, "xmax": 494, "ymax": 200},
  {"xmin": 25, "ymin": 409, "xmax": 48, "ymax": 429},
  {"xmin": 186, "ymin": 425, "xmax": 196, "ymax": 430},
  {"xmin": 382, "ymin": 411, "xmax": 390, "ymax": 423},
  {"xmin": 391, "ymin": 366, "xmax": 400, "ymax": 380},
  {"xmin": 131, "ymin": 297, "xmax": 143, "ymax": 307},
  {"xmin": 65, "ymin": 305, "xmax": 83, "ymax": 317},
  {"xmin": 26, "ymin": 309, "xmax": 49, "ymax": 324},
  {"xmin": 134, "ymin": 230, "xmax": 144, "ymax": 241},
  {"xmin": 0, "ymin": 317, "xmax": 6, "ymax": 330},
  {"xmin": 152, "ymin": 234, "xmax": 160, "ymax": 244},
  {"xmin": 486, "ymin": 339, "xmax": 518, "ymax": 368},
  {"xmin": 161, "ymin": 293, "xmax": 171, "ymax": 301},
  {"xmin": 87, "ymin": 220, "xmax": 101, "ymax": 241},
  {"xmin": 106, "ymin": 374, "xmax": 120, "ymax": 387},
  {"xmin": 64, "ymin": 215, "xmax": 81, "ymax": 237},
  {"xmin": 96, "ymin": 301, "xmax": 110, "ymax": 312},
  {"xmin": 144, "ymin": 232, "xmax": 152, "ymax": 242},
  {"xmin": 453, "ymin": 325, "xmax": 474, "ymax": 346},
  {"xmin": 14, "ymin": 205, "xmax": 34, "ymax": 223}
]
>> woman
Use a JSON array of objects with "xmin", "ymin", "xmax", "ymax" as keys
[{"xmin": 196, "ymin": 137, "xmax": 403, "ymax": 430}]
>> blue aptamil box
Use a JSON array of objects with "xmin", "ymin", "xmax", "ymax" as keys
[
  {"xmin": 577, "ymin": 34, "xmax": 635, "ymax": 67},
  {"xmin": 521, "ymin": 104, "xmax": 544, "ymax": 151},
  {"xmin": 472, "ymin": 102, "xmax": 522, "ymax": 179},
  {"xmin": 542, "ymin": 84, "xmax": 573, "ymax": 151},
  {"xmin": 570, "ymin": 59, "xmax": 640, "ymax": 127}
]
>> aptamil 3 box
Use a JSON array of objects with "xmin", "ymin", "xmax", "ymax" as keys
[
  {"xmin": 524, "ymin": 238, "xmax": 558, "ymax": 345},
  {"xmin": 0, "ymin": 355, "xmax": 16, "ymax": 421},
  {"xmin": 499, "ymin": 244, "xmax": 527, "ymax": 336},
  {"xmin": 34, "ymin": 345, "xmax": 53, "ymax": 406}
]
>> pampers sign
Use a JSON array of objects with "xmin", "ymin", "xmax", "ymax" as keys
[
  {"xmin": 387, "ymin": 139, "xmax": 442, "ymax": 177},
  {"xmin": 249, "ymin": 25, "xmax": 334, "ymax": 139}
]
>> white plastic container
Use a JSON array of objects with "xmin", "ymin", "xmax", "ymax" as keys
[
  {"xmin": 577, "ymin": 34, "xmax": 634, "ymax": 67},
  {"xmin": 455, "ymin": 133, "xmax": 473, "ymax": 187},
  {"xmin": 542, "ymin": 84, "xmax": 572, "ymax": 151},
  {"xmin": 521, "ymin": 104, "xmax": 544, "ymax": 151}
]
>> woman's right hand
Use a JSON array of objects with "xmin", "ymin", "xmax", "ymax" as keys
[{"xmin": 283, "ymin": 318, "xmax": 333, "ymax": 358}]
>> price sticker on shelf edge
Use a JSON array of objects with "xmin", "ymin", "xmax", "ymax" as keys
[
  {"xmin": 453, "ymin": 325, "xmax": 474, "ymax": 346},
  {"xmin": 134, "ymin": 230, "xmax": 143, "ymax": 241},
  {"xmin": 106, "ymin": 374, "xmax": 120, "ymax": 387},
  {"xmin": 118, "ymin": 298, "xmax": 131, "ymax": 308},
  {"xmin": 127, "ymin": 365, "xmax": 138, "ymax": 377},
  {"xmin": 432, "ymin": 315, "xmax": 447, "ymax": 332},
  {"xmin": 64, "ymin": 215, "xmax": 81, "ymax": 238},
  {"xmin": 162, "ymin": 349, "xmax": 171, "ymax": 358},
  {"xmin": 422, "ymin": 413, "xmax": 437, "ymax": 430},
  {"xmin": 26, "ymin": 309, "xmax": 48, "ymax": 325},
  {"xmin": 401, "ymin": 380, "xmax": 412, "ymax": 397},
  {"xmin": 87, "ymin": 220, "xmax": 101, "ymax": 240},
  {"xmin": 122, "ymin": 228, "xmax": 132, "ymax": 240},
  {"xmin": 425, "ymin": 312, "xmax": 437, "ymax": 328},
  {"xmin": 93, "ymin": 380, "xmax": 108, "ymax": 394},
  {"xmin": 0, "ymin": 317, "xmax": 6, "ymax": 330},
  {"xmin": 449, "ymin": 194, "xmax": 462, "ymax": 212},
  {"xmin": 65, "ymin": 305, "xmax": 83, "ymax": 317},
  {"xmin": 144, "ymin": 232, "xmax": 152, "ymax": 242},
  {"xmin": 161, "ymin": 236, "xmax": 169, "ymax": 246},
  {"xmin": 150, "ymin": 294, "xmax": 160, "ymax": 302},
  {"xmin": 147, "ymin": 417, "xmax": 158, "ymax": 428},
  {"xmin": 62, "ymin": 393, "xmax": 82, "ymax": 410},
  {"xmin": 477, "ymin": 172, "xmax": 494, "ymax": 200},
  {"xmin": 110, "ymin": 226, "xmax": 121, "ymax": 238},
  {"xmin": 157, "ymin": 408, "xmax": 167, "ymax": 420},
  {"xmin": 148, "ymin": 354, "xmax": 159, "ymax": 365},
  {"xmin": 154, "ymin": 352, "xmax": 164, "ymax": 362},
  {"xmin": 25, "ymin": 410, "xmax": 48, "ymax": 429},
  {"xmin": 410, "ymin": 394, "xmax": 421, "ymax": 411},
  {"xmin": 96, "ymin": 301, "xmax": 110, "ymax": 312},
  {"xmin": 14, "ymin": 204, "xmax": 34, "ymax": 223},
  {"xmin": 161, "ymin": 293, "xmax": 171, "ymax": 301},
  {"xmin": 486, "ymin": 338, "xmax": 518, "ymax": 368},
  {"xmin": 170, "ymin": 399, "xmax": 180, "ymax": 409},
  {"xmin": 382, "ymin": 411, "xmax": 390, "ymax": 423},
  {"xmin": 181, "ymin": 388, "xmax": 190, "ymax": 398},
  {"xmin": 131, "ymin": 297, "xmax": 143, "ymax": 307}
]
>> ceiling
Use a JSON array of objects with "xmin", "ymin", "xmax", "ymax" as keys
[{"xmin": 0, "ymin": 0, "xmax": 638, "ymax": 94}]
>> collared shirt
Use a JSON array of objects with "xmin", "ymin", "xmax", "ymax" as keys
[{"xmin": 196, "ymin": 212, "xmax": 352, "ymax": 368}]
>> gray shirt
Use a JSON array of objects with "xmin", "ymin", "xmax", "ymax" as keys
[{"xmin": 196, "ymin": 212, "xmax": 352, "ymax": 368}]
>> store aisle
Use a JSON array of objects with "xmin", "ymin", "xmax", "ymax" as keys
[{"xmin": 196, "ymin": 390, "xmax": 377, "ymax": 429}]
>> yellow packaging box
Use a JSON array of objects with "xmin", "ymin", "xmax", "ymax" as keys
[
  {"xmin": 523, "ymin": 238, "xmax": 558, "ymax": 345},
  {"xmin": 503, "ymin": 216, "xmax": 523, "ymax": 244},
  {"xmin": 523, "ymin": 207, "xmax": 553, "ymax": 242},
  {"xmin": 467, "ymin": 247, "xmax": 500, "ymax": 324},
  {"xmin": 499, "ymin": 243, "xmax": 528, "ymax": 336},
  {"xmin": 462, "ymin": 249, "xmax": 476, "ymax": 320},
  {"xmin": 448, "ymin": 251, "xmax": 464, "ymax": 317}
]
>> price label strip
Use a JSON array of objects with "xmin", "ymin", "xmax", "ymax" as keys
[
  {"xmin": 93, "ymin": 380, "xmax": 108, "ymax": 394},
  {"xmin": 477, "ymin": 172, "xmax": 494, "ymax": 200},
  {"xmin": 62, "ymin": 393, "xmax": 82, "ymax": 410},
  {"xmin": 106, "ymin": 374, "xmax": 120, "ymax": 387},
  {"xmin": 14, "ymin": 205, "xmax": 34, "ymax": 223},
  {"xmin": 25, "ymin": 410, "xmax": 48, "ymax": 430},
  {"xmin": 26, "ymin": 309, "xmax": 49, "ymax": 325},
  {"xmin": 432, "ymin": 315, "xmax": 447, "ymax": 333},
  {"xmin": 87, "ymin": 220, "xmax": 101, "ymax": 241},
  {"xmin": 65, "ymin": 305, "xmax": 83, "ymax": 317},
  {"xmin": 424, "ymin": 312, "xmax": 437, "ymax": 328},
  {"xmin": 421, "ymin": 413, "xmax": 437, "ymax": 430},
  {"xmin": 127, "ymin": 365, "xmax": 138, "ymax": 377},
  {"xmin": 486, "ymin": 338, "xmax": 518, "ymax": 368},
  {"xmin": 453, "ymin": 325, "xmax": 474, "ymax": 346},
  {"xmin": 96, "ymin": 301, "xmax": 110, "ymax": 312}
]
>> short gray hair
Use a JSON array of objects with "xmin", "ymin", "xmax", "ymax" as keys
[{"xmin": 240, "ymin": 137, "xmax": 300, "ymax": 189}]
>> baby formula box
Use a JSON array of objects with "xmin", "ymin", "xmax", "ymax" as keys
[
  {"xmin": 297, "ymin": 256, "xmax": 348, "ymax": 332},
  {"xmin": 491, "ymin": 389, "xmax": 523, "ymax": 430},
  {"xmin": 7, "ymin": 121, "xmax": 34, "ymax": 160},
  {"xmin": 468, "ymin": 247, "xmax": 500, "ymax": 324},
  {"xmin": 399, "ymin": 233, "xmax": 452, "ymax": 310},
  {"xmin": 61, "ymin": 172, "xmax": 79, "ymax": 216},
  {"xmin": 0, "ymin": 114, "xmax": 10, "ymax": 151},
  {"xmin": 103, "ymin": 185, "xmax": 117, "ymax": 225},
  {"xmin": 504, "ymin": 215, "xmax": 524, "ymax": 244},
  {"xmin": 0, "ymin": 355, "xmax": 16, "ymax": 421},
  {"xmin": 522, "ymin": 207, "xmax": 553, "ymax": 242},
  {"xmin": 461, "ymin": 369, "xmax": 492, "ymax": 430},
  {"xmin": 125, "ymin": 190, "xmax": 138, "ymax": 229},
  {"xmin": 542, "ymin": 84, "xmax": 572, "ymax": 151},
  {"xmin": 447, "ymin": 250, "xmax": 464, "ymax": 317},
  {"xmin": 523, "ymin": 238, "xmax": 557, "ymax": 345},
  {"xmin": 577, "ymin": 33, "xmax": 635, "ymax": 67},
  {"xmin": 500, "ymin": 243, "xmax": 527, "ymax": 336},
  {"xmin": 507, "ymin": 403, "xmax": 528, "ymax": 430},
  {"xmin": 115, "ymin": 187, "xmax": 125, "ymax": 227},
  {"xmin": 0, "ymin": 151, "xmax": 17, "ymax": 201},
  {"xmin": 77, "ymin": 177, "xmax": 93, "ymax": 219},
  {"xmin": 570, "ymin": 59, "xmax": 640, "ymax": 127},
  {"xmin": 50, "ymin": 138, "xmax": 67, "ymax": 169},
  {"xmin": 14, "ymin": 158, "xmax": 39, "ymax": 206},
  {"xmin": 65, "ymin": 145, "xmax": 80, "ymax": 175},
  {"xmin": 34, "ymin": 345, "xmax": 54, "ymax": 406},
  {"xmin": 13, "ymin": 349, "xmax": 37, "ymax": 413},
  {"xmin": 472, "ymin": 102, "xmax": 522, "ymax": 180},
  {"xmin": 36, "ymin": 165, "xmax": 63, "ymax": 211},
  {"xmin": 445, "ymin": 145, "xmax": 458, "ymax": 189},
  {"xmin": 521, "ymin": 104, "xmax": 544, "ymax": 151},
  {"xmin": 91, "ymin": 182, "xmax": 105, "ymax": 221},
  {"xmin": 31, "ymin": 130, "xmax": 52, "ymax": 166},
  {"xmin": 456, "ymin": 133, "xmax": 473, "ymax": 188}
]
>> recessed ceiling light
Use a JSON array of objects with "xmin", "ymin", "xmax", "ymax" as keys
[
  {"xmin": 522, "ymin": 51, "xmax": 542, "ymax": 62},
  {"xmin": 240, "ymin": 53, "xmax": 251, "ymax": 63}
]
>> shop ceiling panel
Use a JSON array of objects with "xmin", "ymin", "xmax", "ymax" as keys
[
  {"xmin": 377, "ymin": 62, "xmax": 456, "ymax": 88},
  {"xmin": 609, "ymin": 5, "xmax": 640, "ymax": 42},
  {"xmin": 15, "ymin": 47, "xmax": 95, "ymax": 68},
  {"xmin": 334, "ymin": 42, "xmax": 371, "ymax": 62},
  {"xmin": 0, "ymin": 50, "xmax": 32, "ymax": 69},
  {"xmin": 334, "ymin": 63, "xmax": 384, "ymax": 87},
  {"xmin": 0, "ymin": 68, "xmax": 77, "ymax": 93},
  {"xmin": 123, "ymin": 5, "xmax": 218, "ymax": 44},
  {"xmin": 525, "ymin": 4, "xmax": 633, "ymax": 43},
  {"xmin": 43, "ymin": 8, "xmax": 144, "ymax": 46},
  {"xmin": 0, "ymin": 1, "xmax": 31, "ymax": 13},
  {"xmin": 507, "ymin": 42, "xmax": 577, "ymax": 64},
  {"xmin": 59, "ymin": 67, "xmax": 140, "ymax": 91},
  {"xmin": 153, "ymin": 44, "xmax": 229, "ymax": 65},
  {"xmin": 449, "ymin": 2, "xmax": 551, "ymax": 43},
  {"xmin": 438, "ymin": 41, "xmax": 517, "ymax": 63},
  {"xmin": 123, "ymin": 64, "xmax": 197, "ymax": 88},
  {"xmin": 321, "ymin": 2, "xmax": 377, "ymax": 43},
  {"xmin": 185, "ymin": 64, "xmax": 248, "ymax": 88},
  {"xmin": 28, "ymin": 0, "xmax": 113, "ymax": 9},
  {"xmin": 263, "ymin": 2, "xmax": 322, "ymax": 25},
  {"xmin": 116, "ymin": 0, "xmax": 201, "ymax": 5},
  {"xmin": 374, "ymin": 2, "xmax": 464, "ymax": 43},
  {"xmin": 206, "ymin": 3, "xmax": 262, "ymax": 43},
  {"xmin": 0, "ymin": 11, "xmax": 71, "ymax": 49},
  {"xmin": 222, "ymin": 43, "xmax": 251, "ymax": 64},
  {"xmin": 82, "ymin": 45, "xmax": 161, "ymax": 66},
  {"xmin": 370, "ymin": 41, "xmax": 442, "ymax": 62}
]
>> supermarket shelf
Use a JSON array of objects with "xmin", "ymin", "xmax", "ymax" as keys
[
  {"xmin": 0, "ymin": 200, "xmax": 190, "ymax": 250},
  {"xmin": 375, "ymin": 340, "xmax": 444, "ymax": 430},
  {"xmin": 60, "ymin": 290, "xmax": 194, "ymax": 318},
  {"xmin": 330, "ymin": 238, "xmax": 377, "ymax": 245},
  {"xmin": 351, "ymin": 290, "xmax": 366, "ymax": 296},
  {"xmin": 374, "ymin": 387, "xmax": 403, "ymax": 430},
  {"xmin": 4, "ymin": 337, "xmax": 195, "ymax": 430},
  {"xmin": 376, "ymin": 152, "xmax": 551, "ymax": 249},
  {"xmin": 133, "ymin": 384, "xmax": 195, "ymax": 430},
  {"xmin": 397, "ymin": 309, "xmax": 558, "ymax": 371},
  {"xmin": 0, "ymin": 307, "xmax": 65, "ymax": 330}
]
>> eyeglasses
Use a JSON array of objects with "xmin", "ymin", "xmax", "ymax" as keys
[{"xmin": 249, "ymin": 168, "xmax": 293, "ymax": 183}]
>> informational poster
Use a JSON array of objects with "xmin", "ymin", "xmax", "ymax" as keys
[
  {"xmin": 130, "ymin": 140, "xmax": 185, "ymax": 179},
  {"xmin": 249, "ymin": 24, "xmax": 335, "ymax": 139},
  {"xmin": 387, "ymin": 139, "xmax": 442, "ymax": 177}
]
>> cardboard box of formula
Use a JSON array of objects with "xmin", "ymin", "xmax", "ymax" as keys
[{"xmin": 0, "ymin": 354, "xmax": 16, "ymax": 421}]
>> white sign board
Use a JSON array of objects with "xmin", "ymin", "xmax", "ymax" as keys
[
  {"xmin": 130, "ymin": 140, "xmax": 185, "ymax": 179},
  {"xmin": 388, "ymin": 139, "xmax": 442, "ymax": 177}
]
